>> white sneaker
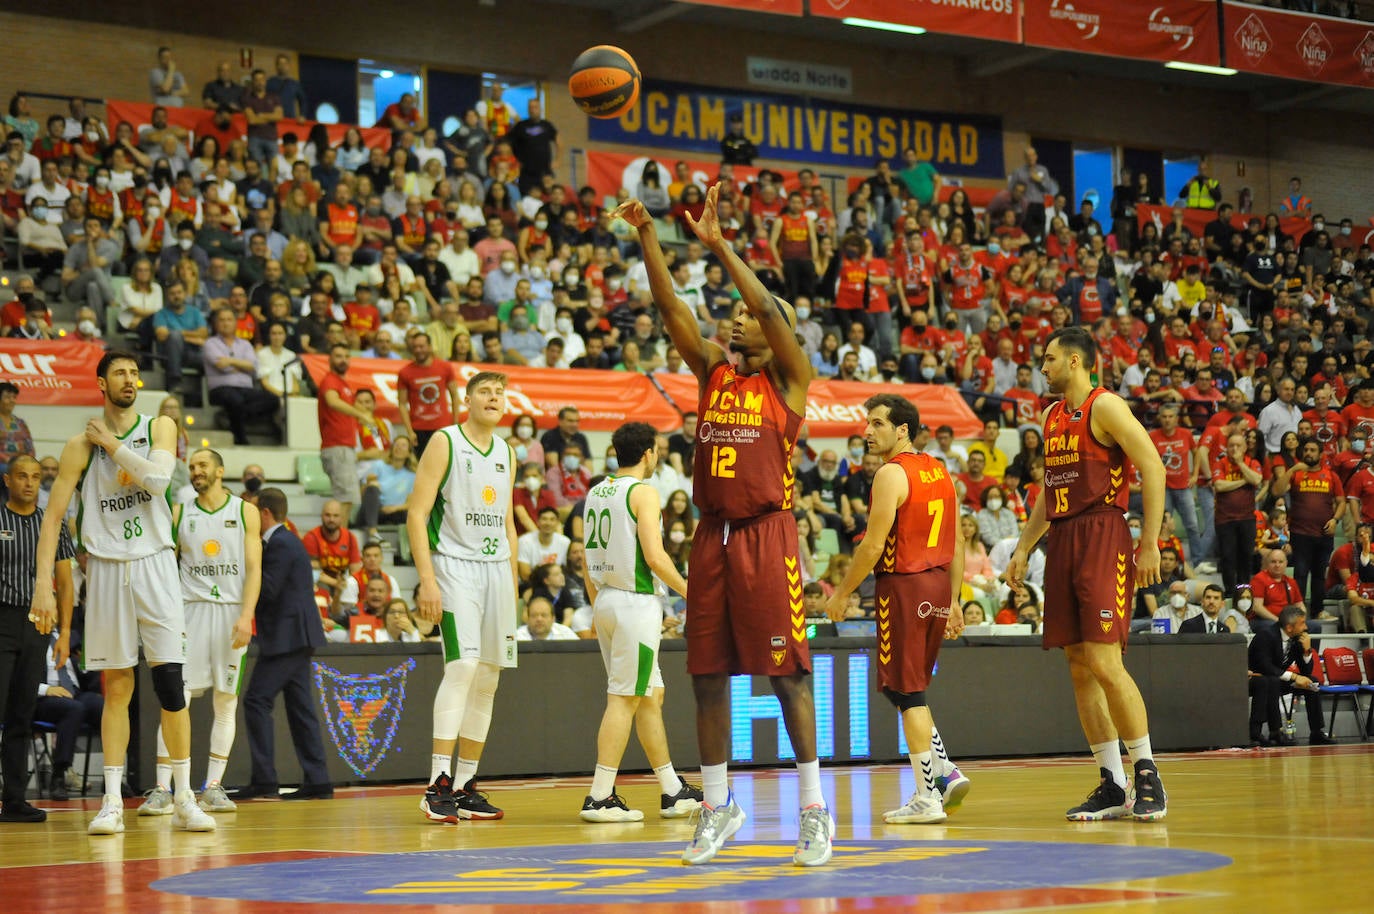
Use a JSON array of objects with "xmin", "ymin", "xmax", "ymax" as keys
[
  {"xmin": 884, "ymin": 792, "xmax": 947, "ymax": 824},
  {"xmin": 793, "ymin": 804, "xmax": 834, "ymax": 867},
  {"xmin": 1195, "ymin": 561, "xmax": 1218, "ymax": 575},
  {"xmin": 579, "ymin": 793, "xmax": 645, "ymax": 823},
  {"xmin": 941, "ymin": 767, "xmax": 971, "ymax": 811},
  {"xmin": 198, "ymin": 783, "xmax": 238, "ymax": 813},
  {"xmin": 138, "ymin": 785, "xmax": 174, "ymax": 816},
  {"xmin": 88, "ymin": 795, "xmax": 125, "ymax": 835},
  {"xmin": 172, "ymin": 790, "xmax": 217, "ymax": 832},
  {"xmin": 682, "ymin": 795, "xmax": 747, "ymax": 865}
]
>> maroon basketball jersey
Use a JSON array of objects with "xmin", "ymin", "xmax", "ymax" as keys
[
  {"xmin": 1043, "ymin": 387, "xmax": 1130, "ymax": 520},
  {"xmin": 693, "ymin": 361, "xmax": 803, "ymax": 521},
  {"xmin": 880, "ymin": 451, "xmax": 958, "ymax": 574}
]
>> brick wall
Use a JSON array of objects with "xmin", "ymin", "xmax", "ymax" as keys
[{"xmin": 3, "ymin": 5, "xmax": 1373, "ymax": 219}]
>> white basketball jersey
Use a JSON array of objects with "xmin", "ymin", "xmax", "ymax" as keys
[
  {"xmin": 428, "ymin": 426, "xmax": 513, "ymax": 562},
  {"xmin": 178, "ymin": 493, "xmax": 247, "ymax": 604},
  {"xmin": 584, "ymin": 475, "xmax": 658, "ymax": 595},
  {"xmin": 77, "ymin": 414, "xmax": 175, "ymax": 561}
]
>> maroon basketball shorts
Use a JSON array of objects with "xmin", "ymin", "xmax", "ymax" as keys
[
  {"xmin": 875, "ymin": 568, "xmax": 951, "ymax": 694},
  {"xmin": 1043, "ymin": 509, "xmax": 1135, "ymax": 650},
  {"xmin": 686, "ymin": 511, "xmax": 810, "ymax": 677}
]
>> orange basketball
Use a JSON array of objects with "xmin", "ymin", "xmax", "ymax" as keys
[{"xmin": 568, "ymin": 45, "xmax": 641, "ymax": 119}]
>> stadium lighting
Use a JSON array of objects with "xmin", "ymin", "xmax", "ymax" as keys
[
  {"xmin": 842, "ymin": 17, "xmax": 926, "ymax": 36},
  {"xmin": 1164, "ymin": 61, "xmax": 1237, "ymax": 76},
  {"xmin": 379, "ymin": 69, "xmax": 395, "ymax": 79}
]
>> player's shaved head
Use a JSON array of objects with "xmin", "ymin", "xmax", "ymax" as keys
[{"xmin": 191, "ymin": 448, "xmax": 224, "ymax": 469}]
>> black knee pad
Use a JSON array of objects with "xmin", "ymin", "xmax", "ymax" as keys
[
  {"xmin": 883, "ymin": 687, "xmax": 927, "ymax": 711},
  {"xmin": 151, "ymin": 663, "xmax": 187, "ymax": 711}
]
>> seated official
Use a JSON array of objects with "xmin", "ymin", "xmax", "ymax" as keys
[
  {"xmin": 33, "ymin": 629, "xmax": 103, "ymax": 801},
  {"xmin": 1151, "ymin": 580, "xmax": 1202, "ymax": 632},
  {"xmin": 515, "ymin": 595, "xmax": 578, "ymax": 641},
  {"xmin": 1246, "ymin": 605, "xmax": 1334, "ymax": 747},
  {"xmin": 1179, "ymin": 584, "xmax": 1248, "ymax": 634}
]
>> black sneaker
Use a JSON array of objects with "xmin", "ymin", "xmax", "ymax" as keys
[
  {"xmin": 456, "ymin": 777, "xmax": 503, "ymax": 820},
  {"xmin": 49, "ymin": 769, "xmax": 69, "ymax": 801},
  {"xmin": 0, "ymin": 800, "xmax": 47, "ymax": 823},
  {"xmin": 1065, "ymin": 767, "xmax": 1129, "ymax": 821},
  {"xmin": 660, "ymin": 779, "xmax": 704, "ymax": 819},
  {"xmin": 580, "ymin": 792, "xmax": 645, "ymax": 822},
  {"xmin": 1130, "ymin": 760, "xmax": 1167, "ymax": 821},
  {"xmin": 420, "ymin": 773, "xmax": 458, "ymax": 823}
]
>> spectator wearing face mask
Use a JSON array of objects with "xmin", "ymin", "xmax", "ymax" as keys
[
  {"xmin": 975, "ymin": 485, "xmax": 1019, "ymax": 548},
  {"xmin": 545, "ymin": 443, "xmax": 591, "ymax": 512},
  {"xmin": 512, "ymin": 461, "xmax": 558, "ymax": 536},
  {"xmin": 1151, "ymin": 581, "xmax": 1201, "ymax": 633}
]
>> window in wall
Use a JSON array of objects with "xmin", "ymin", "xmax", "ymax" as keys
[
  {"xmin": 1072, "ymin": 146, "xmax": 1114, "ymax": 215},
  {"xmin": 1163, "ymin": 156, "xmax": 1200, "ymax": 207},
  {"xmin": 359, "ymin": 60, "xmax": 424, "ymax": 129}
]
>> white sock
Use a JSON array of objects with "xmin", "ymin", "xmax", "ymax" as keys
[
  {"xmin": 590, "ymin": 764, "xmax": 618, "ymax": 801},
  {"xmin": 104, "ymin": 765, "xmax": 124, "ymax": 799},
  {"xmin": 205, "ymin": 757, "xmax": 228, "ymax": 788},
  {"xmin": 171, "ymin": 758, "xmax": 192, "ymax": 797},
  {"xmin": 796, "ymin": 759, "xmax": 824, "ymax": 808},
  {"xmin": 1090, "ymin": 740, "xmax": 1127, "ymax": 789},
  {"xmin": 429, "ymin": 753, "xmax": 451, "ymax": 784},
  {"xmin": 652, "ymin": 762, "xmax": 681, "ymax": 795},
  {"xmin": 452, "ymin": 756, "xmax": 478, "ymax": 787},
  {"xmin": 1124, "ymin": 734, "xmax": 1154, "ymax": 769},
  {"xmin": 910, "ymin": 751, "xmax": 938, "ymax": 797},
  {"xmin": 156, "ymin": 763, "xmax": 172, "ymax": 790},
  {"xmin": 930, "ymin": 726, "xmax": 955, "ymax": 777},
  {"xmin": 702, "ymin": 763, "xmax": 729, "ymax": 808}
]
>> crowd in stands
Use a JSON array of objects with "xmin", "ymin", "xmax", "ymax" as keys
[{"xmin": 4, "ymin": 45, "xmax": 1374, "ymax": 713}]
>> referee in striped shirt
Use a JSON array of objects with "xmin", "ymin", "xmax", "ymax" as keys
[{"xmin": 0, "ymin": 455, "xmax": 75, "ymax": 823}]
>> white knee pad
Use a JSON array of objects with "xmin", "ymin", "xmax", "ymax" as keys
[
  {"xmin": 210, "ymin": 691, "xmax": 238, "ymax": 758},
  {"xmin": 433, "ymin": 658, "xmax": 480, "ymax": 742},
  {"xmin": 458, "ymin": 663, "xmax": 501, "ymax": 745}
]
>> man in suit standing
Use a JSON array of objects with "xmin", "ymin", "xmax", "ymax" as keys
[
  {"xmin": 1246, "ymin": 605, "xmax": 1334, "ymax": 747},
  {"xmin": 240, "ymin": 488, "xmax": 332, "ymax": 799}
]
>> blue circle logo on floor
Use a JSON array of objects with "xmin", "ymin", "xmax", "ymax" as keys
[{"xmin": 152, "ymin": 840, "xmax": 1229, "ymax": 905}]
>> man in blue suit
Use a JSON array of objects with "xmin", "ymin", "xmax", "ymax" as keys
[{"xmin": 239, "ymin": 488, "xmax": 332, "ymax": 799}]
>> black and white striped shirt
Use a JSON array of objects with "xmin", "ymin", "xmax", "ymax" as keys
[{"xmin": 0, "ymin": 504, "xmax": 76, "ymax": 609}]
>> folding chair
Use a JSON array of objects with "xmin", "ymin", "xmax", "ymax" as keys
[
  {"xmin": 1315, "ymin": 648, "xmax": 1366, "ymax": 740},
  {"xmin": 1361, "ymin": 649, "xmax": 1374, "ymax": 737},
  {"xmin": 296, "ymin": 454, "xmax": 333, "ymax": 496},
  {"xmin": 32, "ymin": 720, "xmax": 97, "ymax": 797}
]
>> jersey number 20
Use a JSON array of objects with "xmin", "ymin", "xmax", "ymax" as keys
[{"xmin": 585, "ymin": 509, "xmax": 612, "ymax": 550}]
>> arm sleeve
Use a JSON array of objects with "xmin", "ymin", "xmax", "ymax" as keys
[{"xmin": 111, "ymin": 445, "xmax": 176, "ymax": 495}]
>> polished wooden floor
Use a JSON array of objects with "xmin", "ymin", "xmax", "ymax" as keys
[{"xmin": 2, "ymin": 744, "xmax": 1370, "ymax": 913}]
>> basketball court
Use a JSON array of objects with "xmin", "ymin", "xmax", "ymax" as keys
[{"xmin": 2, "ymin": 744, "xmax": 1367, "ymax": 913}]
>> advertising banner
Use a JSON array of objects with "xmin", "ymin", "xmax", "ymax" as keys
[
  {"xmin": 677, "ymin": 0, "xmax": 802, "ymax": 13},
  {"xmin": 810, "ymin": 0, "xmax": 1023, "ymax": 44},
  {"xmin": 1024, "ymin": 0, "xmax": 1221, "ymax": 65},
  {"xmin": 584, "ymin": 149, "xmax": 801, "ymax": 199},
  {"xmin": 586, "ymin": 80, "xmax": 1004, "ymax": 178},
  {"xmin": 1136, "ymin": 203, "xmax": 1311, "ymax": 244},
  {"xmin": 1222, "ymin": 2, "xmax": 1374, "ymax": 86},
  {"xmin": 105, "ymin": 99, "xmax": 393, "ymax": 150},
  {"xmin": 0, "ymin": 339, "xmax": 106, "ymax": 406}
]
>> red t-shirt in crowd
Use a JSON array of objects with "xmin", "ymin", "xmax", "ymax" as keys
[
  {"xmin": 316, "ymin": 370, "xmax": 358, "ymax": 449},
  {"xmin": 956, "ymin": 473, "xmax": 997, "ymax": 510},
  {"xmin": 1303, "ymin": 408, "xmax": 1347, "ymax": 458},
  {"xmin": 1344, "ymin": 466, "xmax": 1374, "ymax": 524},
  {"xmin": 302, "ymin": 525, "xmax": 361, "ymax": 583},
  {"xmin": 1341, "ymin": 402, "xmax": 1374, "ymax": 439},
  {"xmin": 1150, "ymin": 427, "xmax": 1195, "ymax": 490},
  {"xmin": 1249, "ymin": 570, "xmax": 1302, "ymax": 619},
  {"xmin": 396, "ymin": 359, "xmax": 456, "ymax": 431},
  {"xmin": 1286, "ymin": 466, "xmax": 1343, "ymax": 537}
]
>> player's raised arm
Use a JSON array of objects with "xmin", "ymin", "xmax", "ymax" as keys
[
  {"xmin": 408, "ymin": 430, "xmax": 451, "ymax": 623},
  {"xmin": 1094, "ymin": 391, "xmax": 1166, "ymax": 586},
  {"xmin": 686, "ymin": 184, "xmax": 811, "ymax": 410},
  {"xmin": 630, "ymin": 485, "xmax": 687, "ymax": 598},
  {"xmin": 615, "ymin": 198, "xmax": 725, "ymax": 383}
]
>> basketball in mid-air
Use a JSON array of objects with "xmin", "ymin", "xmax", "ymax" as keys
[{"xmin": 568, "ymin": 45, "xmax": 641, "ymax": 119}]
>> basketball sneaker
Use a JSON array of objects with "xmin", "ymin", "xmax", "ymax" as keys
[
  {"xmin": 940, "ymin": 767, "xmax": 971, "ymax": 811},
  {"xmin": 421, "ymin": 773, "xmax": 459, "ymax": 823},
  {"xmin": 793, "ymin": 803, "xmax": 835, "ymax": 867},
  {"xmin": 1130, "ymin": 760, "xmax": 1167, "ymax": 821},
  {"xmin": 884, "ymin": 791, "xmax": 946, "ymax": 824},
  {"xmin": 88, "ymin": 795, "xmax": 125, "ymax": 835},
  {"xmin": 682, "ymin": 794, "xmax": 747, "ymax": 865},
  {"xmin": 660, "ymin": 780, "xmax": 704, "ymax": 818},
  {"xmin": 1065, "ymin": 767, "xmax": 1129, "ymax": 821},
  {"xmin": 455, "ymin": 777, "xmax": 504, "ymax": 820},
  {"xmin": 172, "ymin": 790, "xmax": 217, "ymax": 832},
  {"xmin": 198, "ymin": 784, "xmax": 237, "ymax": 813},
  {"xmin": 138, "ymin": 785, "xmax": 173, "ymax": 816},
  {"xmin": 580, "ymin": 793, "xmax": 645, "ymax": 823}
]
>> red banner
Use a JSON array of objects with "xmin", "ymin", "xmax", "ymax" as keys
[
  {"xmin": 810, "ymin": 0, "xmax": 1022, "ymax": 44},
  {"xmin": 1136, "ymin": 203, "xmax": 1311, "ymax": 245},
  {"xmin": 1223, "ymin": 3, "xmax": 1374, "ymax": 87},
  {"xmin": 654, "ymin": 373, "xmax": 982, "ymax": 439},
  {"xmin": 584, "ymin": 149, "xmax": 800, "ymax": 201},
  {"xmin": 1024, "ymin": 0, "xmax": 1220, "ymax": 64},
  {"xmin": 302, "ymin": 357, "xmax": 685, "ymax": 431},
  {"xmin": 677, "ymin": 0, "xmax": 802, "ymax": 13},
  {"xmin": 104, "ymin": 100, "xmax": 393, "ymax": 151},
  {"xmin": 0, "ymin": 339, "xmax": 106, "ymax": 406}
]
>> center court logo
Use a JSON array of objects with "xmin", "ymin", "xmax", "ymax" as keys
[
  {"xmin": 313, "ymin": 658, "xmax": 416, "ymax": 777},
  {"xmin": 150, "ymin": 840, "xmax": 1231, "ymax": 907}
]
